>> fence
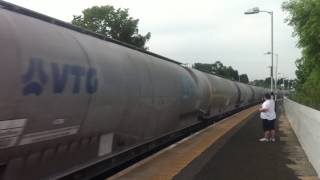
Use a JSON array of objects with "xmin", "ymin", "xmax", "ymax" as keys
[{"xmin": 284, "ymin": 97, "xmax": 320, "ymax": 176}]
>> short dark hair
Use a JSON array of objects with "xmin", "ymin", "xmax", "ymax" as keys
[{"xmin": 264, "ymin": 93, "xmax": 271, "ymax": 99}]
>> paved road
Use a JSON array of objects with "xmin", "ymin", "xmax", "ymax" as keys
[{"xmin": 194, "ymin": 107, "xmax": 318, "ymax": 180}]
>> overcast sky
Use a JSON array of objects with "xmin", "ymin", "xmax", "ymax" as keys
[{"xmin": 6, "ymin": 0, "xmax": 300, "ymax": 80}]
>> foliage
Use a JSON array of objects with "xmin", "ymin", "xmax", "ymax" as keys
[
  {"xmin": 72, "ymin": 5, "xmax": 151, "ymax": 49},
  {"xmin": 293, "ymin": 66, "xmax": 320, "ymax": 109},
  {"xmin": 251, "ymin": 79, "xmax": 267, "ymax": 88},
  {"xmin": 239, "ymin": 74, "xmax": 249, "ymax": 84},
  {"xmin": 252, "ymin": 78, "xmax": 294, "ymax": 90},
  {"xmin": 252, "ymin": 78, "xmax": 272, "ymax": 88},
  {"xmin": 283, "ymin": 0, "xmax": 320, "ymax": 109},
  {"xmin": 193, "ymin": 61, "xmax": 249, "ymax": 83}
]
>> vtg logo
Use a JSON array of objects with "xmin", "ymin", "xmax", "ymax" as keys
[{"xmin": 22, "ymin": 58, "xmax": 98, "ymax": 96}]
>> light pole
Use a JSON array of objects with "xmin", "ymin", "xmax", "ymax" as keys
[
  {"xmin": 278, "ymin": 73, "xmax": 286, "ymax": 90},
  {"xmin": 277, "ymin": 72, "xmax": 282, "ymax": 89},
  {"xmin": 245, "ymin": 7, "xmax": 274, "ymax": 92},
  {"xmin": 282, "ymin": 76, "xmax": 288, "ymax": 89},
  {"xmin": 275, "ymin": 53, "xmax": 278, "ymax": 91},
  {"xmin": 265, "ymin": 52, "xmax": 278, "ymax": 91}
]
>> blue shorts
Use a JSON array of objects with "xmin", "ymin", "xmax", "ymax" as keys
[{"xmin": 262, "ymin": 119, "xmax": 275, "ymax": 131}]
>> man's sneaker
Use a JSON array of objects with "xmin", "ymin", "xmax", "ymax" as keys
[
  {"xmin": 259, "ymin": 138, "xmax": 269, "ymax": 142},
  {"xmin": 270, "ymin": 138, "xmax": 276, "ymax": 142}
]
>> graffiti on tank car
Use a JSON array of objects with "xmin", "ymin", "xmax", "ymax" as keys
[
  {"xmin": 180, "ymin": 75, "xmax": 195, "ymax": 99},
  {"xmin": 22, "ymin": 58, "xmax": 98, "ymax": 95},
  {"xmin": 22, "ymin": 58, "xmax": 48, "ymax": 95}
]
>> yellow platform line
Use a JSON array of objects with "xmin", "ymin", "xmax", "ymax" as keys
[{"xmin": 109, "ymin": 106, "xmax": 258, "ymax": 180}]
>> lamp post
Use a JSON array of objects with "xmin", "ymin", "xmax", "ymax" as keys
[
  {"xmin": 278, "ymin": 73, "xmax": 286, "ymax": 90},
  {"xmin": 275, "ymin": 53, "xmax": 278, "ymax": 91},
  {"xmin": 282, "ymin": 76, "xmax": 288, "ymax": 90},
  {"xmin": 265, "ymin": 52, "xmax": 278, "ymax": 91},
  {"xmin": 245, "ymin": 7, "xmax": 274, "ymax": 92},
  {"xmin": 277, "ymin": 72, "xmax": 282, "ymax": 89}
]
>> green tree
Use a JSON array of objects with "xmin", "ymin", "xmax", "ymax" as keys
[
  {"xmin": 193, "ymin": 63, "xmax": 213, "ymax": 74},
  {"xmin": 72, "ymin": 6, "xmax": 151, "ymax": 49},
  {"xmin": 264, "ymin": 77, "xmax": 272, "ymax": 88},
  {"xmin": 252, "ymin": 79, "xmax": 267, "ymax": 88},
  {"xmin": 193, "ymin": 61, "xmax": 240, "ymax": 81},
  {"xmin": 239, "ymin": 74, "xmax": 249, "ymax": 83},
  {"xmin": 283, "ymin": 0, "xmax": 320, "ymax": 109},
  {"xmin": 252, "ymin": 77, "xmax": 273, "ymax": 88}
]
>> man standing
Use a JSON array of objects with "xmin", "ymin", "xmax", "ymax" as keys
[{"xmin": 259, "ymin": 93, "xmax": 276, "ymax": 142}]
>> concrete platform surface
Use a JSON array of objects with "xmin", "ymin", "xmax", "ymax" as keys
[
  {"xmin": 194, "ymin": 107, "xmax": 319, "ymax": 180},
  {"xmin": 109, "ymin": 105, "xmax": 319, "ymax": 180},
  {"xmin": 109, "ymin": 106, "xmax": 258, "ymax": 180}
]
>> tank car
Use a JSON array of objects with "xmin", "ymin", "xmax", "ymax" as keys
[{"xmin": 0, "ymin": 2, "xmax": 266, "ymax": 179}]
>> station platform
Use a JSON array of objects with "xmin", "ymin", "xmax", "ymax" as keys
[{"xmin": 109, "ymin": 105, "xmax": 319, "ymax": 180}]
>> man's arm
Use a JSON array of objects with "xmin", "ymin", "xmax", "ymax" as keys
[
  {"xmin": 259, "ymin": 102, "xmax": 268, "ymax": 112},
  {"xmin": 259, "ymin": 108, "xmax": 267, "ymax": 112}
]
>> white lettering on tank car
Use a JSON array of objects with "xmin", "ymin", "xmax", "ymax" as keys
[
  {"xmin": 0, "ymin": 119, "xmax": 27, "ymax": 149},
  {"xmin": 52, "ymin": 118, "xmax": 65, "ymax": 125},
  {"xmin": 0, "ymin": 119, "xmax": 27, "ymax": 130},
  {"xmin": 0, "ymin": 137, "xmax": 18, "ymax": 149},
  {"xmin": 19, "ymin": 126, "xmax": 79, "ymax": 145},
  {"xmin": 98, "ymin": 133, "xmax": 114, "ymax": 157},
  {"xmin": 0, "ymin": 128, "xmax": 23, "ymax": 138}
]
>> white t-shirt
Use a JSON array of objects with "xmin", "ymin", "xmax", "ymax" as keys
[{"xmin": 260, "ymin": 99, "xmax": 276, "ymax": 120}]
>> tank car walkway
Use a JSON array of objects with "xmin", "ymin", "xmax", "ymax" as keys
[{"xmin": 109, "ymin": 105, "xmax": 319, "ymax": 180}]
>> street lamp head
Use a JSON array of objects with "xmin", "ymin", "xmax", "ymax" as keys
[
  {"xmin": 264, "ymin": 51, "xmax": 272, "ymax": 55},
  {"xmin": 244, "ymin": 7, "xmax": 260, "ymax": 14},
  {"xmin": 244, "ymin": 6, "xmax": 273, "ymax": 91}
]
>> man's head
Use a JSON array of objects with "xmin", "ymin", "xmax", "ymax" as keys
[{"xmin": 264, "ymin": 93, "xmax": 271, "ymax": 100}]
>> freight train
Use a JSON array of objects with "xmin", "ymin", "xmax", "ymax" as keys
[{"xmin": 0, "ymin": 2, "xmax": 268, "ymax": 179}]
